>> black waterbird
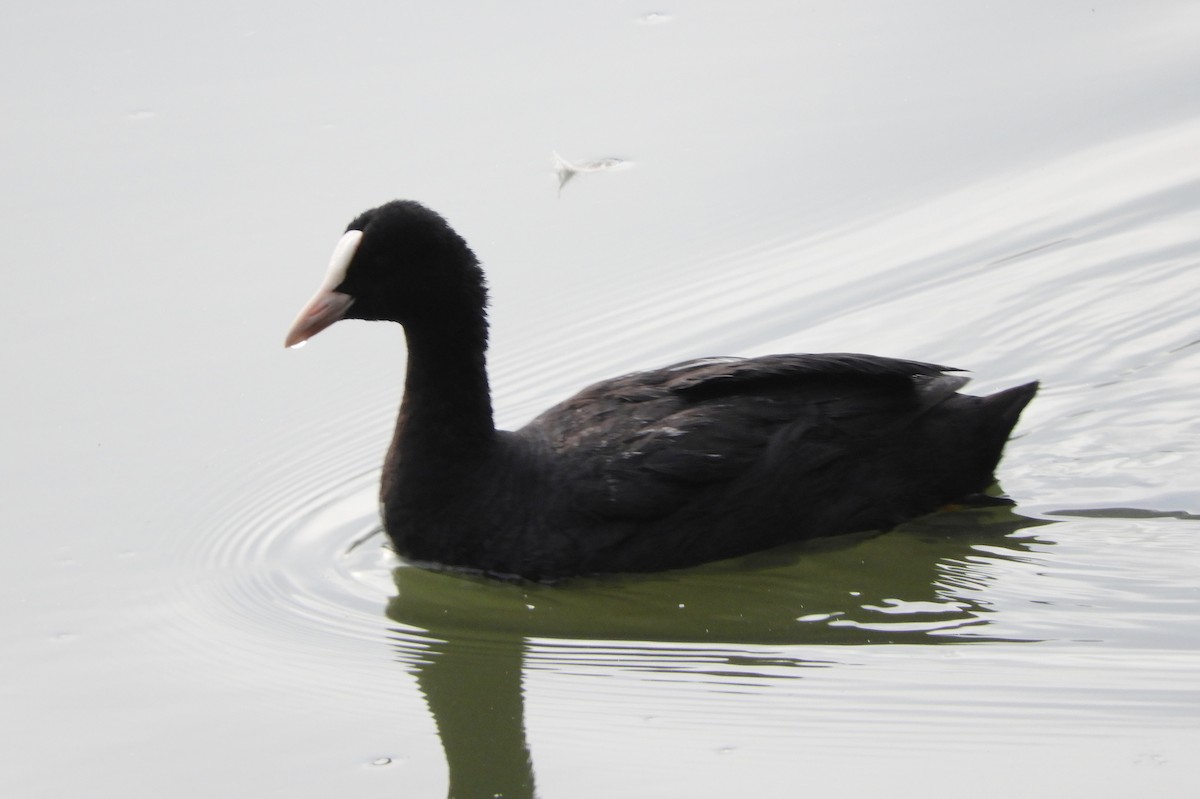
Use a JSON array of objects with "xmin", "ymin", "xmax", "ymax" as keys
[{"xmin": 285, "ymin": 200, "xmax": 1037, "ymax": 580}]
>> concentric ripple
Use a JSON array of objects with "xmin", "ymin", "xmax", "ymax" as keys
[{"xmin": 151, "ymin": 410, "xmax": 418, "ymax": 709}]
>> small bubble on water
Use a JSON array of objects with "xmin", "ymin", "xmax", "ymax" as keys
[{"xmin": 370, "ymin": 757, "xmax": 392, "ymax": 767}]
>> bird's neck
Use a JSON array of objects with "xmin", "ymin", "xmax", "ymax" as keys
[{"xmin": 381, "ymin": 313, "xmax": 496, "ymax": 502}]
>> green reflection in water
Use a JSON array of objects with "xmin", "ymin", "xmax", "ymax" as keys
[{"xmin": 385, "ymin": 505, "xmax": 1051, "ymax": 799}]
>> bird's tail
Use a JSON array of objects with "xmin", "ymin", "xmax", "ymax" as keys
[
  {"xmin": 976, "ymin": 380, "xmax": 1039, "ymax": 480},
  {"xmin": 985, "ymin": 380, "xmax": 1039, "ymax": 435}
]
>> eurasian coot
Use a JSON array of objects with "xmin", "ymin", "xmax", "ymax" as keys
[{"xmin": 286, "ymin": 200, "xmax": 1037, "ymax": 580}]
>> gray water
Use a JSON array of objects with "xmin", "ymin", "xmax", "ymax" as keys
[{"xmin": 4, "ymin": 2, "xmax": 1199, "ymax": 797}]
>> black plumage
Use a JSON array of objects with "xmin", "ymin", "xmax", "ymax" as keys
[{"xmin": 286, "ymin": 200, "xmax": 1037, "ymax": 580}]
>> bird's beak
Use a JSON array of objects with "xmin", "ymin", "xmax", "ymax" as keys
[
  {"xmin": 284, "ymin": 289, "xmax": 355, "ymax": 348},
  {"xmin": 284, "ymin": 229, "xmax": 364, "ymax": 348}
]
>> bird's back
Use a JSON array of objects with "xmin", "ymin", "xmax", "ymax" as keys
[{"xmin": 513, "ymin": 353, "xmax": 1036, "ymax": 576}]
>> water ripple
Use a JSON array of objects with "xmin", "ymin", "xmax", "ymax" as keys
[{"xmin": 160, "ymin": 119, "xmax": 1200, "ymax": 728}]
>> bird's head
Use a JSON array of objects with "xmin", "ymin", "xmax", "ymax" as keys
[{"xmin": 285, "ymin": 200, "xmax": 483, "ymax": 348}]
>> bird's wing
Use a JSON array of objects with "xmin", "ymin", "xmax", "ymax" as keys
[
  {"xmin": 520, "ymin": 353, "xmax": 965, "ymax": 521},
  {"xmin": 662, "ymin": 352, "xmax": 956, "ymax": 397}
]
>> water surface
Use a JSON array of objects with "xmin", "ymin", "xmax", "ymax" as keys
[{"xmin": 3, "ymin": 2, "xmax": 1200, "ymax": 797}]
